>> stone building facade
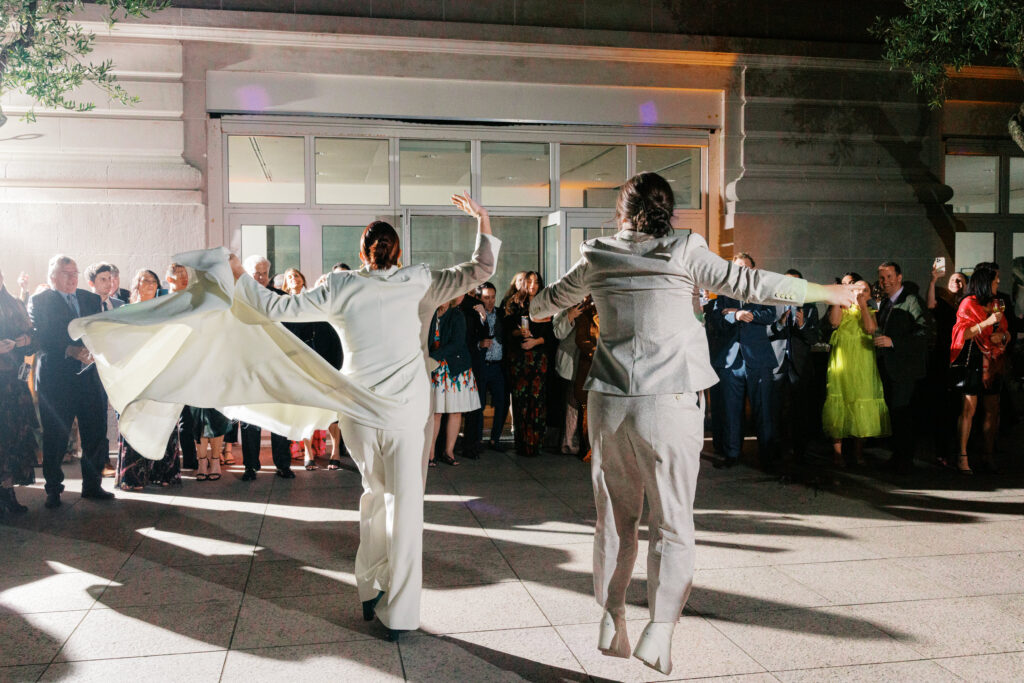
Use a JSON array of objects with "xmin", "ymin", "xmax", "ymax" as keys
[{"xmin": 1, "ymin": 1, "xmax": 1021, "ymax": 295}]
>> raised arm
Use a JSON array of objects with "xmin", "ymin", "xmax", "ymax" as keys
[{"xmin": 420, "ymin": 193, "xmax": 502, "ymax": 314}]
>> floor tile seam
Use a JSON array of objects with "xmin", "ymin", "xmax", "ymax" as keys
[
  {"xmin": 688, "ymin": 609, "xmax": 774, "ymax": 676},
  {"xmin": 228, "ymin": 633, "xmax": 382, "ymax": 651},
  {"xmin": 931, "ymin": 647, "xmax": 1024, "ymax": 667},
  {"xmin": 225, "ymin": 499, "xmax": 270, "ymax": 667},
  {"xmin": 695, "ymin": 593, "xmax": 1024, "ymax": 620},
  {"xmin": 767, "ymin": 557, "xmax": 962, "ymax": 596},
  {"xmin": 763, "ymin": 653, "xmax": 963, "ymax": 675},
  {"xmin": 39, "ymin": 606, "xmax": 92, "ymax": 671},
  {"xmin": 48, "ymin": 649, "xmax": 230, "ymax": 665},
  {"xmin": 839, "ymin": 547, "xmax": 1024, "ymax": 563},
  {"xmin": 88, "ymin": 596, "xmax": 246, "ymax": 611}
]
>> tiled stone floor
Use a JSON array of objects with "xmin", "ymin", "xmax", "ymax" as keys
[{"xmin": 1, "ymin": 443, "xmax": 1023, "ymax": 682}]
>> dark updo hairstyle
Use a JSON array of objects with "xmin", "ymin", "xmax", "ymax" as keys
[
  {"xmin": 838, "ymin": 271, "xmax": 863, "ymax": 285},
  {"xmin": 360, "ymin": 221, "xmax": 401, "ymax": 270},
  {"xmin": 964, "ymin": 263, "xmax": 998, "ymax": 306},
  {"xmin": 615, "ymin": 172, "xmax": 675, "ymax": 238}
]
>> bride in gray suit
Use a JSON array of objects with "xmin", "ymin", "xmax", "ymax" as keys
[{"xmin": 530, "ymin": 173, "xmax": 856, "ymax": 675}]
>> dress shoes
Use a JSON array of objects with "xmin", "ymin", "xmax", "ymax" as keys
[
  {"xmin": 81, "ymin": 488, "xmax": 115, "ymax": 501},
  {"xmin": 362, "ymin": 590, "xmax": 385, "ymax": 621},
  {"xmin": 487, "ymin": 440, "xmax": 506, "ymax": 453},
  {"xmin": 275, "ymin": 468, "xmax": 296, "ymax": 479},
  {"xmin": 240, "ymin": 468, "xmax": 257, "ymax": 481},
  {"xmin": 633, "ymin": 621, "xmax": 675, "ymax": 675},
  {"xmin": 597, "ymin": 609, "xmax": 630, "ymax": 658},
  {"xmin": 712, "ymin": 457, "xmax": 737, "ymax": 469},
  {"xmin": 44, "ymin": 492, "xmax": 62, "ymax": 509},
  {"xmin": 0, "ymin": 487, "xmax": 28, "ymax": 514}
]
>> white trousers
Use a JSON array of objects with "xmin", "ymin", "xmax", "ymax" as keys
[
  {"xmin": 340, "ymin": 415, "xmax": 427, "ymax": 631},
  {"xmin": 589, "ymin": 391, "xmax": 704, "ymax": 622}
]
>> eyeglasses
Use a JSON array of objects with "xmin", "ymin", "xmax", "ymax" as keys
[{"xmin": 58, "ymin": 270, "xmax": 79, "ymax": 277}]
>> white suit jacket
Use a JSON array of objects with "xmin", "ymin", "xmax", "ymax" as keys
[
  {"xmin": 530, "ymin": 230, "xmax": 806, "ymax": 396},
  {"xmin": 237, "ymin": 233, "xmax": 501, "ymax": 425}
]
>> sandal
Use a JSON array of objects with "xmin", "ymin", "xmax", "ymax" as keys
[
  {"xmin": 304, "ymin": 462, "xmax": 319, "ymax": 471},
  {"xmin": 118, "ymin": 483, "xmax": 144, "ymax": 492},
  {"xmin": 327, "ymin": 459, "xmax": 342, "ymax": 471},
  {"xmin": 436, "ymin": 452, "xmax": 460, "ymax": 467},
  {"xmin": 195, "ymin": 473, "xmax": 208, "ymax": 482},
  {"xmin": 428, "ymin": 459, "xmax": 437, "ymax": 468}
]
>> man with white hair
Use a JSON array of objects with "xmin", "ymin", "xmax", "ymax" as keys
[
  {"xmin": 238, "ymin": 254, "xmax": 295, "ymax": 480},
  {"xmin": 28, "ymin": 255, "xmax": 114, "ymax": 508}
]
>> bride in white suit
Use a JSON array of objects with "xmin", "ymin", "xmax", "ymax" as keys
[
  {"xmin": 230, "ymin": 193, "xmax": 500, "ymax": 638},
  {"xmin": 530, "ymin": 173, "xmax": 856, "ymax": 674}
]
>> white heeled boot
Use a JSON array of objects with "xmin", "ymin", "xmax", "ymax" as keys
[
  {"xmin": 633, "ymin": 621, "xmax": 675, "ymax": 675},
  {"xmin": 597, "ymin": 609, "xmax": 630, "ymax": 658}
]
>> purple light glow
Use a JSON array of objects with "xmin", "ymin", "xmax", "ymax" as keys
[
  {"xmin": 236, "ymin": 85, "xmax": 271, "ymax": 112},
  {"xmin": 639, "ymin": 101, "xmax": 658, "ymax": 125}
]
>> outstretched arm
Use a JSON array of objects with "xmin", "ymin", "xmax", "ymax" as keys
[
  {"xmin": 421, "ymin": 192, "xmax": 502, "ymax": 314},
  {"xmin": 531, "ymin": 257, "xmax": 590, "ymax": 320},
  {"xmin": 231, "ymin": 257, "xmax": 333, "ymax": 323}
]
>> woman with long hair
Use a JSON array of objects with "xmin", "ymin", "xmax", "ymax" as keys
[
  {"xmin": 116, "ymin": 269, "xmax": 183, "ymax": 489},
  {"xmin": 229, "ymin": 192, "xmax": 499, "ymax": 639},
  {"xmin": 530, "ymin": 172, "xmax": 856, "ymax": 674},
  {"xmin": 950, "ymin": 263, "xmax": 1009, "ymax": 474},
  {"xmin": 504, "ymin": 271, "xmax": 554, "ymax": 457},
  {"xmin": 0, "ymin": 268, "xmax": 38, "ymax": 514},
  {"xmin": 500, "ymin": 271, "xmax": 527, "ymax": 311},
  {"xmin": 428, "ymin": 294, "xmax": 480, "ymax": 467},
  {"xmin": 822, "ymin": 273, "xmax": 891, "ymax": 468}
]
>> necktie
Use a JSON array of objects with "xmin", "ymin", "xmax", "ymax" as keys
[{"xmin": 65, "ymin": 293, "xmax": 81, "ymax": 318}]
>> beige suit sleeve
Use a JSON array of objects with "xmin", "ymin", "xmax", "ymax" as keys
[
  {"xmin": 531, "ymin": 256, "xmax": 590, "ymax": 320},
  {"xmin": 235, "ymin": 273, "xmax": 334, "ymax": 322},
  {"xmin": 419, "ymin": 233, "xmax": 502, "ymax": 316},
  {"xmin": 683, "ymin": 234, "xmax": 808, "ymax": 305}
]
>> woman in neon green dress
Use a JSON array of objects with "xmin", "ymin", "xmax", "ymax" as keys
[{"xmin": 822, "ymin": 274, "xmax": 890, "ymax": 467}]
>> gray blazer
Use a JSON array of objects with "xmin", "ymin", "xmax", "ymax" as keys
[{"xmin": 530, "ymin": 230, "xmax": 807, "ymax": 396}]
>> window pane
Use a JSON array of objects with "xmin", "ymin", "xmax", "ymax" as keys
[
  {"xmin": 322, "ymin": 226, "xmax": 363, "ymax": 274},
  {"xmin": 1010, "ymin": 158, "xmax": 1024, "ymax": 214},
  {"xmin": 481, "ymin": 142, "xmax": 551, "ymax": 207},
  {"xmin": 400, "ymin": 140, "xmax": 471, "ymax": 205},
  {"xmin": 946, "ymin": 155, "xmax": 999, "ymax": 214},
  {"xmin": 409, "ymin": 215, "xmax": 538, "ymax": 298},
  {"xmin": 542, "ymin": 223, "xmax": 559, "ymax": 282},
  {"xmin": 321, "ymin": 215, "xmax": 402, "ymax": 273},
  {"xmin": 559, "ymin": 144, "xmax": 626, "ymax": 208},
  {"xmin": 954, "ymin": 232, "xmax": 993, "ymax": 275},
  {"xmin": 229, "ymin": 136, "xmax": 305, "ymax": 204},
  {"xmin": 569, "ymin": 227, "xmax": 616, "ymax": 267},
  {"xmin": 315, "ymin": 138, "xmax": 390, "ymax": 205},
  {"xmin": 241, "ymin": 224, "xmax": 300, "ymax": 277},
  {"xmin": 635, "ymin": 146, "xmax": 701, "ymax": 209}
]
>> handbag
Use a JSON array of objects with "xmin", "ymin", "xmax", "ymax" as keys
[{"xmin": 949, "ymin": 340, "xmax": 983, "ymax": 393}]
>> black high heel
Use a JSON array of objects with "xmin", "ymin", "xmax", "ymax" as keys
[
  {"xmin": 956, "ymin": 455, "xmax": 973, "ymax": 476},
  {"xmin": 362, "ymin": 590, "xmax": 384, "ymax": 621}
]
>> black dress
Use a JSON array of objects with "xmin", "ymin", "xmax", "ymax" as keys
[
  {"xmin": 0, "ymin": 292, "xmax": 38, "ymax": 486},
  {"xmin": 504, "ymin": 300, "xmax": 555, "ymax": 457}
]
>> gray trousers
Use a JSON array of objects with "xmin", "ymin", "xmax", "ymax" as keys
[{"xmin": 589, "ymin": 391, "xmax": 704, "ymax": 622}]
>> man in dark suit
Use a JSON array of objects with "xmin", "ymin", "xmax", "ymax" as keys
[
  {"xmin": 85, "ymin": 263, "xmax": 124, "ymax": 311},
  {"xmin": 707, "ymin": 253, "xmax": 778, "ymax": 469},
  {"xmin": 874, "ymin": 261, "xmax": 933, "ymax": 474},
  {"xmin": 107, "ymin": 264, "xmax": 131, "ymax": 304},
  {"xmin": 463, "ymin": 282, "xmax": 508, "ymax": 455},
  {"xmin": 768, "ymin": 269, "xmax": 820, "ymax": 474},
  {"xmin": 238, "ymin": 255, "xmax": 294, "ymax": 480},
  {"xmin": 29, "ymin": 255, "xmax": 114, "ymax": 508}
]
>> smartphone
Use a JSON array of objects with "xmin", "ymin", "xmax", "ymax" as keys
[{"xmin": 933, "ymin": 257, "xmax": 946, "ymax": 274}]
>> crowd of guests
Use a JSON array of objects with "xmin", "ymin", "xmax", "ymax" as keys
[
  {"xmin": 0, "ymin": 254, "xmax": 357, "ymax": 515},
  {"xmin": 705, "ymin": 256, "xmax": 1019, "ymax": 477},
  {"xmin": 1, "ymin": 246, "xmax": 1019, "ymax": 516}
]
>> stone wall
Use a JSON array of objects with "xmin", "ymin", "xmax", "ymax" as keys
[{"xmin": 0, "ymin": 41, "xmax": 204, "ymax": 292}]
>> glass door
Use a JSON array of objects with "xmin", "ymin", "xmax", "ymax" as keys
[{"xmin": 229, "ymin": 211, "xmax": 402, "ymax": 281}]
